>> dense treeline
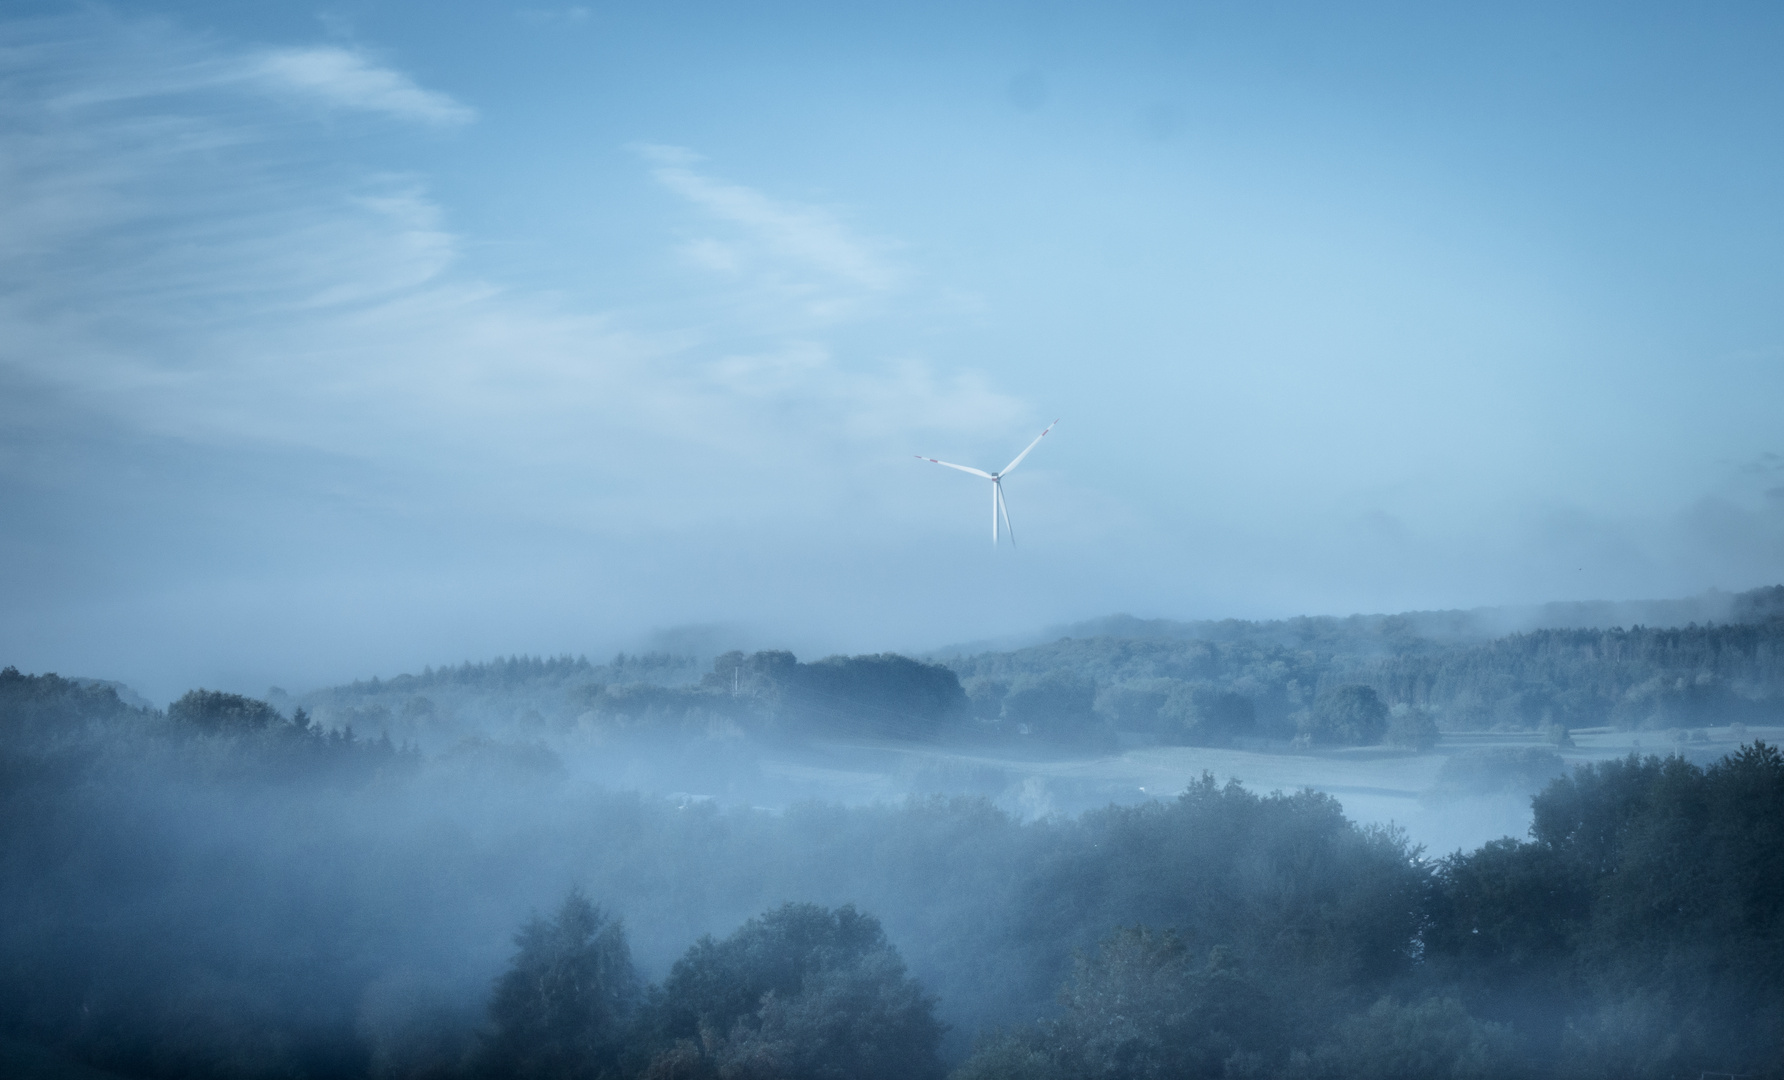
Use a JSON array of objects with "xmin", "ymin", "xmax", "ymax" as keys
[
  {"xmin": 275, "ymin": 587, "xmax": 1784, "ymax": 757},
  {"xmin": 1372, "ymin": 621, "xmax": 1784, "ymax": 730},
  {"xmin": 0, "ymin": 669, "xmax": 415, "ymax": 1079},
  {"xmin": 5, "ymin": 664, "xmax": 1782, "ymax": 1078},
  {"xmin": 298, "ymin": 650, "xmax": 968, "ymax": 750},
  {"xmin": 295, "ymin": 653, "xmax": 703, "ymax": 750},
  {"xmin": 1046, "ymin": 584, "xmax": 1784, "ymax": 663},
  {"xmin": 1424, "ymin": 743, "xmax": 1784, "ymax": 1077},
  {"xmin": 957, "ymin": 742, "xmax": 1784, "ymax": 1080},
  {"xmin": 948, "ymin": 586, "xmax": 1784, "ymax": 743}
]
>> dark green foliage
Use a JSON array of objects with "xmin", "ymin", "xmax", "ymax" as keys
[
  {"xmin": 697, "ymin": 650, "xmax": 968, "ymax": 738},
  {"xmin": 950, "ymin": 1032, "xmax": 1069, "ymax": 1080},
  {"xmin": 787, "ymin": 654, "xmax": 971, "ymax": 738},
  {"xmin": 1, "ymin": 670, "xmax": 408, "ymax": 785},
  {"xmin": 1093, "ymin": 681, "xmax": 1170, "ymax": 731},
  {"xmin": 1427, "ymin": 744, "xmax": 1784, "ymax": 1077},
  {"xmin": 1049, "ymin": 930, "xmax": 1279, "ymax": 1079},
  {"xmin": 574, "ymin": 682, "xmax": 756, "ymax": 737},
  {"xmin": 1160, "ymin": 687, "xmax": 1256, "ymax": 746},
  {"xmin": 1018, "ymin": 775, "xmax": 1425, "ymax": 995},
  {"xmin": 169, "ymin": 689, "xmax": 284, "ymax": 734},
  {"xmin": 961, "ymin": 676, "xmax": 1008, "ymax": 723},
  {"xmin": 1299, "ymin": 685, "xmax": 1388, "ymax": 746},
  {"xmin": 1289, "ymin": 997, "xmax": 1517, "ymax": 1080},
  {"xmin": 703, "ymin": 650, "xmax": 800, "ymax": 702},
  {"xmin": 963, "ymin": 745, "xmax": 1784, "ymax": 1080},
  {"xmin": 955, "ymin": 935, "xmax": 1511, "ymax": 1080},
  {"xmin": 1372, "ymin": 621, "xmax": 1784, "ymax": 730},
  {"xmin": 1384, "ymin": 704, "xmax": 1438, "ymax": 750},
  {"xmin": 943, "ymin": 738, "xmax": 1784, "ymax": 1079},
  {"xmin": 950, "ymin": 637, "xmax": 1324, "ymax": 740},
  {"xmin": 299, "ymin": 653, "xmax": 706, "ymax": 750},
  {"xmin": 479, "ymin": 891, "xmax": 639, "ymax": 1080},
  {"xmin": 1100, "ymin": 681, "xmax": 1258, "ymax": 746},
  {"xmin": 638, "ymin": 903, "xmax": 944, "ymax": 1080},
  {"xmin": 999, "ymin": 674, "xmax": 1107, "ymax": 747},
  {"xmin": 0, "ymin": 670, "xmax": 416, "ymax": 1080},
  {"xmin": 263, "ymin": 587, "xmax": 1784, "ymax": 759},
  {"xmin": 272, "ymin": 585, "xmax": 1784, "ymax": 755},
  {"xmin": 0, "ymin": 667, "xmax": 148, "ymax": 752},
  {"xmin": 1424, "ymin": 838, "xmax": 1585, "ymax": 985},
  {"xmin": 187, "ymin": 696, "xmax": 411, "ymax": 786},
  {"xmin": 1731, "ymin": 584, "xmax": 1784, "ymax": 622},
  {"xmin": 303, "ymin": 649, "xmax": 969, "ymax": 747},
  {"xmin": 947, "ymin": 588, "xmax": 1784, "ymax": 737},
  {"xmin": 332, "ymin": 654, "xmax": 696, "ymax": 697}
]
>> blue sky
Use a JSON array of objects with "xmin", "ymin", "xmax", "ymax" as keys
[{"xmin": 3, "ymin": 2, "xmax": 1782, "ymax": 700}]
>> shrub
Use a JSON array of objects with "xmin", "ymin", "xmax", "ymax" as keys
[
  {"xmin": 1384, "ymin": 704, "xmax": 1439, "ymax": 751},
  {"xmin": 1299, "ymin": 685, "xmax": 1389, "ymax": 746}
]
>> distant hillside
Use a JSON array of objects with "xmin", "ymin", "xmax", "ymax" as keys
[
  {"xmin": 939, "ymin": 585, "xmax": 1784, "ymax": 659},
  {"xmin": 289, "ymin": 652, "xmax": 702, "ymax": 750},
  {"xmin": 212, "ymin": 584, "xmax": 1784, "ymax": 750},
  {"xmin": 291, "ymin": 650, "xmax": 968, "ymax": 751},
  {"xmin": 938, "ymin": 585, "xmax": 1784, "ymax": 740}
]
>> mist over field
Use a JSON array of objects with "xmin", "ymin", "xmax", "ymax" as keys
[{"xmin": 6, "ymin": 2, "xmax": 1784, "ymax": 1079}]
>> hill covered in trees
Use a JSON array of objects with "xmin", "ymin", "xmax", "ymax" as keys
[
  {"xmin": 292, "ymin": 650, "xmax": 969, "ymax": 752},
  {"xmin": 280, "ymin": 585, "xmax": 1784, "ymax": 754},
  {"xmin": 949, "ymin": 607, "xmax": 1784, "ymax": 745}
]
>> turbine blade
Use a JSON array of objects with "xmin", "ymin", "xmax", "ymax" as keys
[
  {"xmin": 999, "ymin": 419, "xmax": 1059, "ymax": 476},
  {"xmin": 915, "ymin": 455, "xmax": 994, "ymax": 480},
  {"xmin": 991, "ymin": 481, "xmax": 1000, "ymax": 545},
  {"xmin": 997, "ymin": 481, "xmax": 1016, "ymax": 548}
]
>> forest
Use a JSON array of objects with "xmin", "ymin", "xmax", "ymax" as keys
[
  {"xmin": 944, "ymin": 584, "xmax": 1784, "ymax": 745},
  {"xmin": 286, "ymin": 586, "xmax": 1784, "ymax": 754},
  {"xmin": 3, "ymin": 647, "xmax": 1783, "ymax": 1079}
]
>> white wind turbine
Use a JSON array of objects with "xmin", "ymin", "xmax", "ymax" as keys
[{"xmin": 916, "ymin": 420, "xmax": 1059, "ymax": 547}]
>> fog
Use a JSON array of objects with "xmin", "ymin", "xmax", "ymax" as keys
[
  {"xmin": 7, "ymin": 589, "xmax": 1784, "ymax": 1077},
  {"xmin": 5, "ymin": 3, "xmax": 1784, "ymax": 1079}
]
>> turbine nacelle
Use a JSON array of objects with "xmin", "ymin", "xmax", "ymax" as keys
[{"xmin": 915, "ymin": 419, "xmax": 1058, "ymax": 547}]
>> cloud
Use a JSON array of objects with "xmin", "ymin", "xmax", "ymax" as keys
[
  {"xmin": 0, "ymin": 14, "xmax": 1022, "ymax": 533},
  {"xmin": 12, "ymin": 14, "xmax": 472, "ymax": 129},
  {"xmin": 247, "ymin": 46, "xmax": 474, "ymax": 126},
  {"xmin": 640, "ymin": 145, "xmax": 899, "ymax": 295}
]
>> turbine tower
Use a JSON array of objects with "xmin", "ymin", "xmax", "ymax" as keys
[{"xmin": 916, "ymin": 420, "xmax": 1058, "ymax": 547}]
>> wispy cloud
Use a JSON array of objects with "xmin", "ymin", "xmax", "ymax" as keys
[
  {"xmin": 0, "ymin": 14, "xmax": 1020, "ymax": 532},
  {"xmin": 19, "ymin": 15, "xmax": 473, "ymax": 129},
  {"xmin": 641, "ymin": 145, "xmax": 900, "ymax": 312},
  {"xmin": 247, "ymin": 46, "xmax": 474, "ymax": 126}
]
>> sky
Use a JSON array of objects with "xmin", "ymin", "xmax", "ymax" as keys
[{"xmin": 3, "ymin": 1, "xmax": 1782, "ymax": 702}]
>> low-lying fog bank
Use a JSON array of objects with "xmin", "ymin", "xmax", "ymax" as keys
[
  {"xmin": 5, "ymin": 666, "xmax": 1784, "ymax": 1080},
  {"xmin": 5, "ymin": 588, "xmax": 1783, "ymax": 1079},
  {"xmin": 261, "ymin": 586, "xmax": 1784, "ymax": 855}
]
